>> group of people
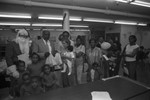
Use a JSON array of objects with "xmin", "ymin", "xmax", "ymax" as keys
[{"xmin": 4, "ymin": 29, "xmax": 143, "ymax": 99}]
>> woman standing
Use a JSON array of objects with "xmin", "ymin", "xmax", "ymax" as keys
[
  {"xmin": 60, "ymin": 39, "xmax": 76, "ymax": 87},
  {"xmin": 74, "ymin": 36, "xmax": 85, "ymax": 84},
  {"xmin": 123, "ymin": 35, "xmax": 139, "ymax": 80},
  {"xmin": 86, "ymin": 39, "xmax": 102, "ymax": 82}
]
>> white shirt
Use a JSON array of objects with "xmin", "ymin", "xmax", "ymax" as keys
[
  {"xmin": 74, "ymin": 45, "xmax": 85, "ymax": 54},
  {"xmin": 42, "ymin": 39, "xmax": 52, "ymax": 53},
  {"xmin": 125, "ymin": 44, "xmax": 139, "ymax": 62}
]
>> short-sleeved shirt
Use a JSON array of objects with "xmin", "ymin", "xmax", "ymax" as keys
[
  {"xmin": 74, "ymin": 45, "xmax": 85, "ymax": 54},
  {"xmin": 17, "ymin": 71, "xmax": 28, "ymax": 87},
  {"xmin": 86, "ymin": 47, "xmax": 102, "ymax": 65},
  {"xmin": 125, "ymin": 44, "xmax": 139, "ymax": 62},
  {"xmin": 27, "ymin": 60, "xmax": 45, "ymax": 76},
  {"xmin": 41, "ymin": 72, "xmax": 56, "ymax": 86}
]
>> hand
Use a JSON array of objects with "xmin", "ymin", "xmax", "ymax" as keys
[
  {"xmin": 52, "ymin": 50, "xmax": 58, "ymax": 57},
  {"xmin": 44, "ymin": 52, "xmax": 50, "ymax": 58}
]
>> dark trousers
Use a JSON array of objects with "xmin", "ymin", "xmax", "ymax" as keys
[
  {"xmin": 126, "ymin": 61, "xmax": 137, "ymax": 80},
  {"xmin": 9, "ymin": 77, "xmax": 20, "ymax": 97},
  {"xmin": 61, "ymin": 72, "xmax": 76, "ymax": 88}
]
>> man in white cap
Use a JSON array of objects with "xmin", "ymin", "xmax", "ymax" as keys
[{"xmin": 5, "ymin": 29, "xmax": 31, "ymax": 99}]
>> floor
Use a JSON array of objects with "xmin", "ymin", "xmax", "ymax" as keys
[{"xmin": 0, "ymin": 63, "xmax": 150, "ymax": 100}]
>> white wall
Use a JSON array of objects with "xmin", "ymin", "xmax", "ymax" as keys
[
  {"xmin": 120, "ymin": 25, "xmax": 138, "ymax": 49},
  {"xmin": 135, "ymin": 27, "xmax": 150, "ymax": 48},
  {"xmin": 105, "ymin": 25, "xmax": 121, "ymax": 34},
  {"xmin": 105, "ymin": 24, "xmax": 150, "ymax": 49}
]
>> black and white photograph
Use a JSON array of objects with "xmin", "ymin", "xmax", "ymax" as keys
[{"xmin": 0, "ymin": 0, "xmax": 150, "ymax": 100}]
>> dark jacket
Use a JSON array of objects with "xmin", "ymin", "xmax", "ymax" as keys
[{"xmin": 5, "ymin": 41, "xmax": 22, "ymax": 67}]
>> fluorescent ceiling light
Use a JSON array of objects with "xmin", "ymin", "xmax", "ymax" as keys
[
  {"xmin": 32, "ymin": 23, "xmax": 62, "ymax": 27},
  {"xmin": 137, "ymin": 23, "xmax": 147, "ymax": 26},
  {"xmin": 72, "ymin": 29, "xmax": 90, "ymax": 31},
  {"xmin": 115, "ymin": 20, "xmax": 137, "ymax": 25},
  {"xmin": 115, "ymin": 0, "xmax": 150, "ymax": 8},
  {"xmin": 0, "ymin": 22, "xmax": 31, "ymax": 26},
  {"xmin": 38, "ymin": 15, "xmax": 81, "ymax": 21},
  {"xmin": 131, "ymin": 2, "xmax": 150, "ymax": 8},
  {"xmin": 70, "ymin": 17, "xmax": 82, "ymax": 21},
  {"xmin": 83, "ymin": 18, "xmax": 114, "ymax": 23},
  {"xmin": 0, "ymin": 12, "xmax": 31, "ymax": 18},
  {"xmin": 39, "ymin": 15, "xmax": 63, "ymax": 20},
  {"xmin": 70, "ymin": 25, "xmax": 89, "ymax": 28},
  {"xmin": 115, "ymin": 0, "xmax": 128, "ymax": 3}
]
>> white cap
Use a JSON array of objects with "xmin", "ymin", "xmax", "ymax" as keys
[
  {"xmin": 101, "ymin": 42, "xmax": 111, "ymax": 50},
  {"xmin": 17, "ymin": 29, "xmax": 28, "ymax": 36}
]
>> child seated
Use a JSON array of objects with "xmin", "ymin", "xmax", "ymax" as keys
[
  {"xmin": 61, "ymin": 45, "xmax": 75, "ymax": 75},
  {"xmin": 20, "ymin": 74, "xmax": 44, "ymax": 96},
  {"xmin": 41, "ymin": 64, "xmax": 59, "ymax": 92},
  {"xmin": 20, "ymin": 73, "xmax": 31, "ymax": 96},
  {"xmin": 15, "ymin": 60, "xmax": 28, "ymax": 97},
  {"xmin": 29, "ymin": 76, "xmax": 44, "ymax": 95}
]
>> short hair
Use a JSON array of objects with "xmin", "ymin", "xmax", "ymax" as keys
[
  {"xmin": 30, "ymin": 52, "xmax": 40, "ymax": 60},
  {"xmin": 89, "ymin": 38, "xmax": 96, "ymax": 44},
  {"xmin": 42, "ymin": 64, "xmax": 51, "ymax": 72},
  {"xmin": 42, "ymin": 30, "xmax": 50, "ymax": 35},
  {"xmin": 62, "ymin": 31, "xmax": 70, "ymax": 36},
  {"xmin": 16, "ymin": 60, "xmax": 25, "ymax": 70},
  {"xmin": 76, "ymin": 35, "xmax": 82, "ymax": 41},
  {"xmin": 92, "ymin": 62, "xmax": 99, "ymax": 66},
  {"xmin": 129, "ymin": 35, "xmax": 137, "ymax": 42},
  {"xmin": 22, "ymin": 73, "xmax": 30, "ymax": 81},
  {"xmin": 67, "ymin": 45, "xmax": 73, "ymax": 52},
  {"xmin": 140, "ymin": 46, "xmax": 144, "ymax": 49}
]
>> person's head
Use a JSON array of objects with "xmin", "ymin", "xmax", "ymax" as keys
[
  {"xmin": 16, "ymin": 60, "xmax": 25, "ymax": 72},
  {"xmin": 42, "ymin": 30, "xmax": 50, "ymax": 41},
  {"xmin": 16, "ymin": 29, "xmax": 30, "ymax": 44},
  {"xmin": 139, "ymin": 46, "xmax": 144, "ymax": 51},
  {"xmin": 89, "ymin": 38, "xmax": 96, "ymax": 49},
  {"xmin": 62, "ymin": 39, "xmax": 71, "ymax": 49},
  {"xmin": 37, "ymin": 36, "xmax": 41, "ymax": 40},
  {"xmin": 62, "ymin": 31, "xmax": 70, "ymax": 40},
  {"xmin": 58, "ymin": 34, "xmax": 64, "ymax": 41},
  {"xmin": 22, "ymin": 73, "xmax": 30, "ymax": 84},
  {"xmin": 67, "ymin": 45, "xmax": 73, "ymax": 52},
  {"xmin": 129, "ymin": 35, "xmax": 137, "ymax": 45},
  {"xmin": 30, "ymin": 52, "xmax": 40, "ymax": 64},
  {"xmin": 108, "ymin": 38, "xmax": 114, "ymax": 45},
  {"xmin": 92, "ymin": 62, "xmax": 99, "ymax": 70},
  {"xmin": 99, "ymin": 37, "xmax": 104, "ymax": 43},
  {"xmin": 76, "ymin": 35, "xmax": 82, "ymax": 46},
  {"xmin": 31, "ymin": 76, "xmax": 40, "ymax": 89},
  {"xmin": 42, "ymin": 64, "xmax": 51, "ymax": 74}
]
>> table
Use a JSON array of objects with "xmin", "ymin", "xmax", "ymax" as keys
[{"xmin": 14, "ymin": 76, "xmax": 150, "ymax": 100}]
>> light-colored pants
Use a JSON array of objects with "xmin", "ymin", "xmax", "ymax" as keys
[{"xmin": 77, "ymin": 65, "xmax": 83, "ymax": 84}]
